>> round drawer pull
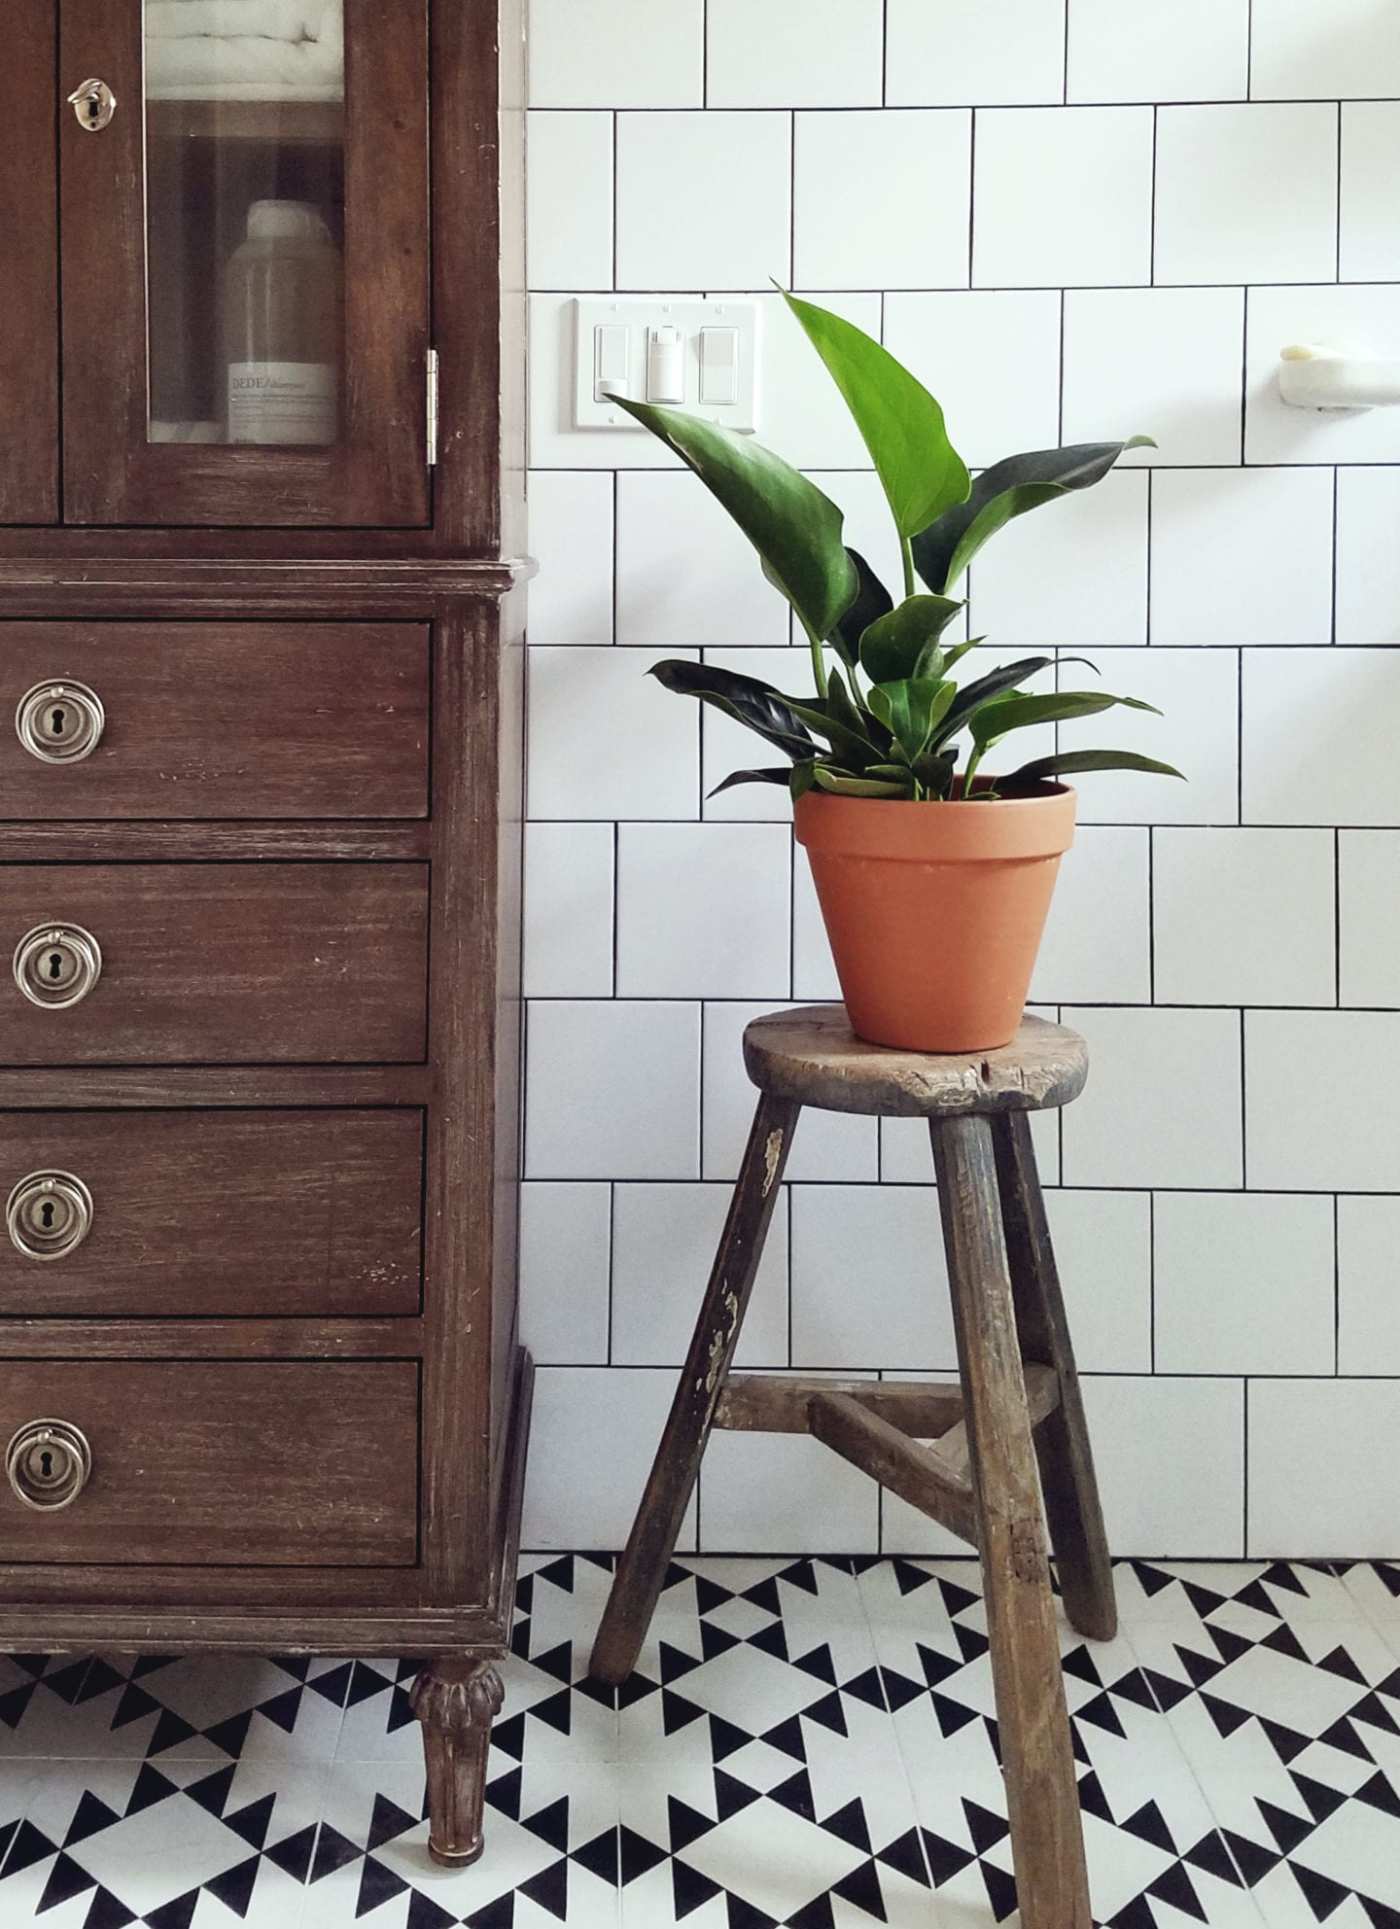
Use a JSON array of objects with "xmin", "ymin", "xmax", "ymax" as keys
[
  {"xmin": 13, "ymin": 924, "xmax": 103, "ymax": 1010},
  {"xmin": 6, "ymin": 1171, "xmax": 94, "ymax": 1262},
  {"xmin": 5, "ymin": 1419, "xmax": 93, "ymax": 1512},
  {"xmin": 15, "ymin": 681, "xmax": 105, "ymax": 766}
]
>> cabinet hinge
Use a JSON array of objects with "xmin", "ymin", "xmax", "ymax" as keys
[{"xmin": 426, "ymin": 348, "xmax": 440, "ymax": 468}]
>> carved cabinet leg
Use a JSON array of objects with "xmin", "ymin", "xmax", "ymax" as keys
[{"xmin": 410, "ymin": 1657, "xmax": 504, "ymax": 1867}]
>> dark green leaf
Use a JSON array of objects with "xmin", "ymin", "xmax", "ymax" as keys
[
  {"xmin": 1000, "ymin": 748, "xmax": 1186, "ymax": 788},
  {"xmin": 778, "ymin": 692, "xmax": 880, "ymax": 769},
  {"xmin": 781, "ymin": 290, "xmax": 970, "ymax": 539},
  {"xmin": 830, "ymin": 548, "xmax": 892, "ymax": 681},
  {"xmin": 790, "ymin": 760, "xmax": 818, "ymax": 800},
  {"xmin": 616, "ymin": 396, "xmax": 858, "ymax": 641},
  {"xmin": 969, "ymin": 689, "xmax": 1161, "ymax": 752},
  {"xmin": 911, "ymin": 437, "xmax": 1154, "ymax": 595},
  {"xmin": 824, "ymin": 666, "xmax": 871, "ymax": 745},
  {"xmin": 650, "ymin": 659, "xmax": 814, "ymax": 762},
  {"xmin": 857, "ymin": 594, "xmax": 965, "ymax": 684},
  {"xmin": 706, "ymin": 767, "xmax": 793, "ymax": 797},
  {"xmin": 928, "ymin": 656, "xmax": 1055, "ymax": 749},
  {"xmin": 868, "ymin": 677, "xmax": 958, "ymax": 763},
  {"xmin": 811, "ymin": 766, "xmax": 913, "ymax": 798}
]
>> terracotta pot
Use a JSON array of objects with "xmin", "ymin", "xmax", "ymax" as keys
[{"xmin": 794, "ymin": 783, "xmax": 1076, "ymax": 1053}]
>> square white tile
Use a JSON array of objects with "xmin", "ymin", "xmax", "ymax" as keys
[
  {"xmin": 790, "ymin": 1183, "xmax": 955, "ymax": 1371},
  {"xmin": 524, "ymin": 1366, "xmax": 697, "ymax": 1548},
  {"xmin": 754, "ymin": 290, "xmax": 882, "ymax": 470},
  {"xmin": 1031, "ymin": 826, "xmax": 1151, "ymax": 1005},
  {"xmin": 1061, "ymin": 288, "xmax": 1245, "ymax": 468},
  {"xmin": 1150, "ymin": 468, "xmax": 1335, "ymax": 647},
  {"xmin": 1046, "ymin": 1189, "xmax": 1153, "ymax": 1372},
  {"xmin": 699, "ymin": 1427, "xmax": 880, "ymax": 1553},
  {"xmin": 525, "ymin": 999, "xmax": 700, "ymax": 1180},
  {"xmin": 1337, "ymin": 466, "xmax": 1400, "ymax": 644},
  {"xmin": 616, "ymin": 822, "xmax": 791, "ymax": 1000},
  {"xmin": 1246, "ymin": 286, "xmax": 1400, "ymax": 466},
  {"xmin": 528, "ymin": 0, "xmax": 703, "ymax": 107},
  {"xmin": 1154, "ymin": 1192, "xmax": 1336, "ymax": 1375},
  {"xmin": 1081, "ymin": 1375, "xmax": 1245, "ymax": 1556},
  {"xmin": 973, "ymin": 107, "xmax": 1153, "ymax": 288},
  {"xmin": 1244, "ymin": 649, "xmax": 1400, "ymax": 829},
  {"xmin": 1340, "ymin": 831, "xmax": 1400, "ymax": 1007},
  {"xmin": 1338, "ymin": 1195, "xmax": 1400, "ymax": 1375},
  {"xmin": 1247, "ymin": 1010, "xmax": 1400, "ymax": 1191},
  {"xmin": 1341, "ymin": 103, "xmax": 1400, "ymax": 282},
  {"xmin": 1066, "ymin": 0, "xmax": 1249, "ymax": 102},
  {"xmin": 526, "ymin": 470, "xmax": 615, "ymax": 646},
  {"xmin": 1064, "ymin": 647, "xmax": 1239, "ymax": 827},
  {"xmin": 526, "ymin": 112, "xmax": 613, "ymax": 288},
  {"xmin": 1061, "ymin": 1006, "xmax": 1243, "ymax": 1189},
  {"xmin": 519, "ymin": 1181, "xmax": 613, "ymax": 1363},
  {"xmin": 708, "ymin": 0, "xmax": 883, "ymax": 108},
  {"xmin": 967, "ymin": 470, "xmax": 1149, "ymax": 648},
  {"xmin": 701, "ymin": 1001, "xmax": 879, "ymax": 1183},
  {"xmin": 886, "ymin": 0, "xmax": 1067, "ymax": 105},
  {"xmin": 611, "ymin": 1181, "xmax": 790, "ymax": 1367},
  {"xmin": 1251, "ymin": 0, "xmax": 1400, "ymax": 100},
  {"xmin": 1153, "ymin": 828, "xmax": 1336, "ymax": 1007},
  {"xmin": 794, "ymin": 110, "xmax": 971, "ymax": 290},
  {"xmin": 616, "ymin": 471, "xmax": 790, "ymax": 650},
  {"xmin": 527, "ymin": 646, "xmax": 699, "ymax": 820},
  {"xmin": 1248, "ymin": 1380, "xmax": 1400, "ymax": 1557},
  {"xmin": 1155, "ymin": 104, "xmax": 1338, "ymax": 286},
  {"xmin": 524, "ymin": 821, "xmax": 616, "ymax": 998},
  {"xmin": 883, "ymin": 291, "xmax": 1061, "ymax": 470},
  {"xmin": 615, "ymin": 112, "xmax": 790, "ymax": 291}
]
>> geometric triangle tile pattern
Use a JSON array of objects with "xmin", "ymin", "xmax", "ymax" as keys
[{"xmin": 2, "ymin": 1557, "xmax": 1399, "ymax": 1924}]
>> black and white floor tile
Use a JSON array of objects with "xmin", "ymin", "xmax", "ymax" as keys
[{"xmin": 3, "ymin": 1557, "xmax": 1400, "ymax": 1926}]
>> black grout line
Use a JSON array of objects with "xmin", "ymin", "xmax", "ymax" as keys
[{"xmin": 1332, "ymin": 1191, "xmax": 1341, "ymax": 1376}]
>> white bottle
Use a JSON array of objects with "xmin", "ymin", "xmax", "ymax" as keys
[{"xmin": 224, "ymin": 199, "xmax": 341, "ymax": 447}]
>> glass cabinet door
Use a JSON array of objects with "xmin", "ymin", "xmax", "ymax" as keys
[
  {"xmin": 60, "ymin": 0, "xmax": 430, "ymax": 527},
  {"xmin": 1, "ymin": 4, "xmax": 59, "ymax": 524}
]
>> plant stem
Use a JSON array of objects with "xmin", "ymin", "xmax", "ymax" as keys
[
  {"xmin": 901, "ymin": 537, "xmax": 915, "ymax": 600},
  {"xmin": 961, "ymin": 746, "xmax": 983, "ymax": 799},
  {"xmin": 801, "ymin": 619, "xmax": 828, "ymax": 700}
]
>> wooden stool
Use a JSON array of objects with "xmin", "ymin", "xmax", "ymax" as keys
[{"xmin": 590, "ymin": 1006, "xmax": 1115, "ymax": 1929}]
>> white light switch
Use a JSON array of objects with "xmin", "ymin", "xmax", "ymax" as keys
[
  {"xmin": 573, "ymin": 299, "xmax": 761, "ymax": 432},
  {"xmin": 699, "ymin": 326, "xmax": 740, "ymax": 405},
  {"xmin": 593, "ymin": 323, "xmax": 630, "ymax": 402}
]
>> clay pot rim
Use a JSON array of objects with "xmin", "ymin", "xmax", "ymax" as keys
[
  {"xmin": 799, "ymin": 778, "xmax": 1072, "ymax": 810},
  {"xmin": 795, "ymin": 781, "xmax": 1076, "ymax": 863}
]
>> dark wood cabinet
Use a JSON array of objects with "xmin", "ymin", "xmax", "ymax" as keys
[{"xmin": 0, "ymin": 0, "xmax": 528, "ymax": 1875}]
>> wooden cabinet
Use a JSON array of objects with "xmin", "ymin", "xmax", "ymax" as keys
[{"xmin": 0, "ymin": 0, "xmax": 528, "ymax": 1876}]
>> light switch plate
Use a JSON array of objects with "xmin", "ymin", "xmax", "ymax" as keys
[{"xmin": 573, "ymin": 298, "xmax": 761, "ymax": 432}]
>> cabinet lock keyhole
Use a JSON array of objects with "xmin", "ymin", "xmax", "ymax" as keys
[
  {"xmin": 15, "ymin": 680, "xmax": 105, "ymax": 765},
  {"xmin": 6, "ymin": 1170, "xmax": 95, "ymax": 1262}
]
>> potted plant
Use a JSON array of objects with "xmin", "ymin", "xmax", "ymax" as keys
[{"xmin": 616, "ymin": 292, "xmax": 1182, "ymax": 1054}]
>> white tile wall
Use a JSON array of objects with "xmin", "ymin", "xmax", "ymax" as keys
[{"xmin": 522, "ymin": 0, "xmax": 1400, "ymax": 1560}]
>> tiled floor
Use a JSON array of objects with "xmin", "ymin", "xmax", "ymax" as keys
[{"xmin": 2, "ymin": 1558, "xmax": 1399, "ymax": 1926}]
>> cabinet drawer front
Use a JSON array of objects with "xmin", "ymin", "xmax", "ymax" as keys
[
  {"xmin": 0, "ymin": 624, "xmax": 428, "ymax": 820},
  {"xmin": 0, "ymin": 1110, "xmax": 422, "ymax": 1317},
  {"xmin": 0, "ymin": 865, "xmax": 427, "ymax": 1065},
  {"xmin": 0, "ymin": 1361, "xmax": 418, "ymax": 1566}
]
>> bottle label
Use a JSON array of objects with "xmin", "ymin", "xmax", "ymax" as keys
[{"xmin": 227, "ymin": 362, "xmax": 336, "ymax": 446}]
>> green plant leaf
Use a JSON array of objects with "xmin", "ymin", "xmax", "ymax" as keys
[
  {"xmin": 857, "ymin": 594, "xmax": 965, "ymax": 685},
  {"xmin": 706, "ymin": 767, "xmax": 793, "ymax": 797},
  {"xmin": 824, "ymin": 666, "xmax": 871, "ymax": 745},
  {"xmin": 830, "ymin": 549, "xmax": 892, "ymax": 682},
  {"xmin": 617, "ymin": 397, "xmax": 858, "ymax": 641},
  {"xmin": 969, "ymin": 689, "xmax": 1161, "ymax": 752},
  {"xmin": 928, "ymin": 656, "xmax": 1056, "ymax": 750},
  {"xmin": 911, "ymin": 438, "xmax": 1154, "ymax": 595},
  {"xmin": 650, "ymin": 659, "xmax": 815, "ymax": 762},
  {"xmin": 811, "ymin": 766, "xmax": 913, "ymax": 798},
  {"xmin": 790, "ymin": 760, "xmax": 818, "ymax": 800},
  {"xmin": 942, "ymin": 636, "xmax": 984, "ymax": 671},
  {"xmin": 780, "ymin": 290, "xmax": 971, "ymax": 540},
  {"xmin": 868, "ymin": 677, "xmax": 958, "ymax": 763},
  {"xmin": 777, "ymin": 693, "xmax": 880, "ymax": 769},
  {"xmin": 1000, "ymin": 748, "xmax": 1186, "ymax": 788}
]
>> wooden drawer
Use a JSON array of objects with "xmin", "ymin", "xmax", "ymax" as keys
[
  {"xmin": 0, "ymin": 1361, "xmax": 418, "ymax": 1566},
  {"xmin": 0, "ymin": 623, "xmax": 428, "ymax": 819},
  {"xmin": 0, "ymin": 863, "xmax": 427, "ymax": 1064},
  {"xmin": 0, "ymin": 1109, "xmax": 422, "ymax": 1317}
]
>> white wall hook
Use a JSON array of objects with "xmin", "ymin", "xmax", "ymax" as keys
[{"xmin": 1278, "ymin": 342, "xmax": 1400, "ymax": 410}]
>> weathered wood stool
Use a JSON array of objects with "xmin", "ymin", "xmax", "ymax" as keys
[{"xmin": 590, "ymin": 1006, "xmax": 1114, "ymax": 1929}]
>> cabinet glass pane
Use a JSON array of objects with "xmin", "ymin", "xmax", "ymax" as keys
[{"xmin": 144, "ymin": 1, "xmax": 345, "ymax": 448}]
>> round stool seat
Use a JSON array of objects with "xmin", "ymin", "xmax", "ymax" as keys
[{"xmin": 743, "ymin": 1006, "xmax": 1087, "ymax": 1119}]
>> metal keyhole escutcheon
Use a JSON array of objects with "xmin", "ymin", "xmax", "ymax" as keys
[
  {"xmin": 12, "ymin": 924, "xmax": 103, "ymax": 1010},
  {"xmin": 5, "ymin": 1420, "xmax": 93, "ymax": 1511},
  {"xmin": 7, "ymin": 1170, "xmax": 95, "ymax": 1261},
  {"xmin": 66, "ymin": 79, "xmax": 117, "ymax": 132},
  {"xmin": 16, "ymin": 680, "xmax": 105, "ymax": 765}
]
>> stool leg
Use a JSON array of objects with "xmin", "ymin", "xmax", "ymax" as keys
[
  {"xmin": 930, "ymin": 1114, "xmax": 1092, "ymax": 1929},
  {"xmin": 590, "ymin": 1091, "xmax": 800, "ymax": 1686},
  {"xmin": 993, "ymin": 1111, "xmax": 1117, "ymax": 1642}
]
